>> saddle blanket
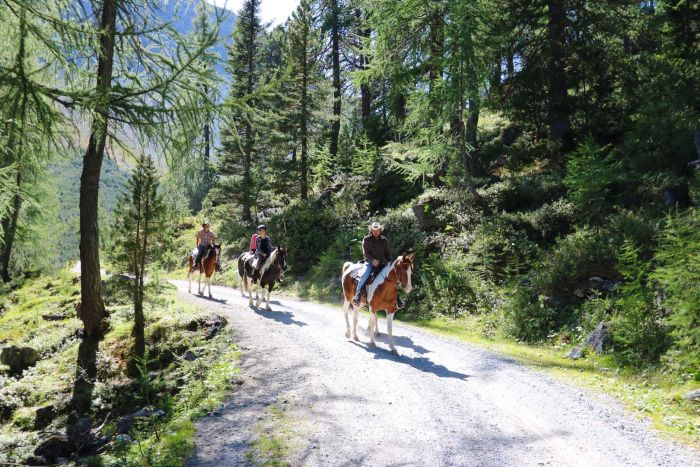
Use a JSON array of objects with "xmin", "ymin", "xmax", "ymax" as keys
[{"xmin": 348, "ymin": 261, "xmax": 377, "ymax": 284}]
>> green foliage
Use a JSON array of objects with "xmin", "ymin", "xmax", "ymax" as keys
[
  {"xmin": 501, "ymin": 284, "xmax": 557, "ymax": 343},
  {"xmin": 653, "ymin": 210, "xmax": 700, "ymax": 372},
  {"xmin": 611, "ymin": 240, "xmax": 670, "ymax": 366},
  {"xmin": 269, "ymin": 199, "xmax": 342, "ymax": 274},
  {"xmin": 564, "ymin": 142, "xmax": 621, "ymax": 224}
]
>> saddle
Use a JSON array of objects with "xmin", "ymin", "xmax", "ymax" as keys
[{"xmin": 348, "ymin": 261, "xmax": 380, "ymax": 286}]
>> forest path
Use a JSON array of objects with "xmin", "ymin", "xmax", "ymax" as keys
[{"xmin": 170, "ymin": 280, "xmax": 699, "ymax": 467}]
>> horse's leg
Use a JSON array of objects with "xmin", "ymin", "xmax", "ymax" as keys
[
  {"xmin": 187, "ymin": 270, "xmax": 192, "ymax": 294},
  {"xmin": 351, "ymin": 303, "xmax": 359, "ymax": 341},
  {"xmin": 207, "ymin": 273, "xmax": 212, "ymax": 298},
  {"xmin": 387, "ymin": 312, "xmax": 397, "ymax": 355},
  {"xmin": 265, "ymin": 286, "xmax": 272, "ymax": 311},
  {"xmin": 240, "ymin": 274, "xmax": 245, "ymax": 297},
  {"xmin": 247, "ymin": 274, "xmax": 254, "ymax": 306},
  {"xmin": 198, "ymin": 272, "xmax": 203, "ymax": 294},
  {"xmin": 255, "ymin": 281, "xmax": 262, "ymax": 307},
  {"xmin": 368, "ymin": 310, "xmax": 377, "ymax": 347},
  {"xmin": 343, "ymin": 300, "xmax": 351, "ymax": 339}
]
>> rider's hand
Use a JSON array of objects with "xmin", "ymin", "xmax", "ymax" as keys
[{"xmin": 372, "ymin": 259, "xmax": 380, "ymax": 267}]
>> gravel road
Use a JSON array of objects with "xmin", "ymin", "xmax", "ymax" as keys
[{"xmin": 171, "ymin": 280, "xmax": 699, "ymax": 467}]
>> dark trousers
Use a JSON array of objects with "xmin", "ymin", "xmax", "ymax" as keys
[{"xmin": 195, "ymin": 245, "xmax": 207, "ymax": 268}]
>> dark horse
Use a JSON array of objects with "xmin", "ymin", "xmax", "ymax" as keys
[
  {"xmin": 188, "ymin": 243, "xmax": 222, "ymax": 298},
  {"xmin": 238, "ymin": 247, "xmax": 287, "ymax": 310}
]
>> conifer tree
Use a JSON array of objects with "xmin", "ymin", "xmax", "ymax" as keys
[
  {"xmin": 284, "ymin": 0, "xmax": 327, "ymax": 200},
  {"xmin": 218, "ymin": 0, "xmax": 264, "ymax": 223},
  {"xmin": 109, "ymin": 154, "xmax": 168, "ymax": 372}
]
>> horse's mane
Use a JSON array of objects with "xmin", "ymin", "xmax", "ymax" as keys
[{"xmin": 260, "ymin": 247, "xmax": 278, "ymax": 276}]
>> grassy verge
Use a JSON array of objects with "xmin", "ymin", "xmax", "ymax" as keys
[{"xmin": 0, "ymin": 269, "xmax": 240, "ymax": 465}]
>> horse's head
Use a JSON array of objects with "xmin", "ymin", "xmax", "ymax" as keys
[
  {"xmin": 275, "ymin": 247, "xmax": 288, "ymax": 272},
  {"xmin": 394, "ymin": 253, "xmax": 416, "ymax": 293},
  {"xmin": 213, "ymin": 243, "xmax": 222, "ymax": 261}
]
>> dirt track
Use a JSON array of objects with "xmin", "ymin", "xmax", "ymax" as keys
[{"xmin": 171, "ymin": 280, "xmax": 699, "ymax": 467}]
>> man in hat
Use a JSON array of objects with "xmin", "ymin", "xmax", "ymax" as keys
[
  {"xmin": 252, "ymin": 224, "xmax": 273, "ymax": 284},
  {"xmin": 194, "ymin": 220, "xmax": 217, "ymax": 271},
  {"xmin": 352, "ymin": 221, "xmax": 404, "ymax": 308}
]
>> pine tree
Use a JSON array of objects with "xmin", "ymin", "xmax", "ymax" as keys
[
  {"xmin": 284, "ymin": 0, "xmax": 327, "ymax": 199},
  {"xmin": 218, "ymin": 0, "xmax": 264, "ymax": 223},
  {"xmin": 109, "ymin": 154, "xmax": 168, "ymax": 372}
]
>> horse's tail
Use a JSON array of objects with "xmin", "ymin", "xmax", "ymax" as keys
[
  {"xmin": 342, "ymin": 261, "xmax": 353, "ymax": 275},
  {"xmin": 237, "ymin": 254, "xmax": 245, "ymax": 277}
]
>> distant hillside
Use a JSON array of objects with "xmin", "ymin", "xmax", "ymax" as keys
[{"xmin": 51, "ymin": 155, "xmax": 129, "ymax": 265}]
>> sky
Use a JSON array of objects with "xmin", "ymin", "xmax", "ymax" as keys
[{"xmin": 207, "ymin": 0, "xmax": 300, "ymax": 27}]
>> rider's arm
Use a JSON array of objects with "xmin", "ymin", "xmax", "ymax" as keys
[{"xmin": 362, "ymin": 237, "xmax": 373, "ymax": 262}]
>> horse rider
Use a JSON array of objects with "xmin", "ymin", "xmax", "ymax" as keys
[
  {"xmin": 194, "ymin": 220, "xmax": 218, "ymax": 271},
  {"xmin": 252, "ymin": 224, "xmax": 273, "ymax": 284},
  {"xmin": 352, "ymin": 222, "xmax": 404, "ymax": 309},
  {"xmin": 249, "ymin": 230, "xmax": 259, "ymax": 254}
]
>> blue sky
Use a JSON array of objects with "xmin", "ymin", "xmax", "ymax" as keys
[{"xmin": 206, "ymin": 0, "xmax": 299, "ymax": 26}]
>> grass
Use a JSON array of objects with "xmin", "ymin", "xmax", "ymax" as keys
[
  {"xmin": 406, "ymin": 314, "xmax": 700, "ymax": 448},
  {"xmin": 0, "ymin": 268, "xmax": 241, "ymax": 465},
  {"xmin": 247, "ymin": 404, "xmax": 296, "ymax": 467}
]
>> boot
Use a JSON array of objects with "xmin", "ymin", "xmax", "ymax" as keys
[{"xmin": 396, "ymin": 296, "xmax": 405, "ymax": 310}]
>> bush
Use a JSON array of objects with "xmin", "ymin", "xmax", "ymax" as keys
[
  {"xmin": 500, "ymin": 284, "xmax": 558, "ymax": 342},
  {"xmin": 610, "ymin": 240, "xmax": 670, "ymax": 366},
  {"xmin": 305, "ymin": 231, "xmax": 362, "ymax": 300},
  {"xmin": 417, "ymin": 254, "xmax": 482, "ymax": 317},
  {"xmin": 531, "ymin": 227, "xmax": 619, "ymax": 298},
  {"xmin": 378, "ymin": 206, "xmax": 428, "ymax": 257},
  {"xmin": 564, "ymin": 141, "xmax": 622, "ymax": 224},
  {"xmin": 652, "ymin": 209, "xmax": 700, "ymax": 372},
  {"xmin": 268, "ymin": 199, "xmax": 343, "ymax": 275},
  {"xmin": 479, "ymin": 172, "xmax": 565, "ymax": 213},
  {"xmin": 498, "ymin": 198, "xmax": 575, "ymax": 244}
]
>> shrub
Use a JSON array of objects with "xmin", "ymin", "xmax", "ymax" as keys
[
  {"xmin": 479, "ymin": 172, "xmax": 565, "ymax": 213},
  {"xmin": 417, "ymin": 254, "xmax": 481, "ymax": 317},
  {"xmin": 378, "ymin": 206, "xmax": 428, "ymax": 257},
  {"xmin": 500, "ymin": 284, "xmax": 558, "ymax": 342},
  {"xmin": 611, "ymin": 240, "xmax": 670, "ymax": 366},
  {"xmin": 652, "ymin": 209, "xmax": 700, "ymax": 372},
  {"xmin": 564, "ymin": 141, "xmax": 622, "ymax": 224},
  {"xmin": 531, "ymin": 227, "xmax": 619, "ymax": 298},
  {"xmin": 268, "ymin": 199, "xmax": 343, "ymax": 275}
]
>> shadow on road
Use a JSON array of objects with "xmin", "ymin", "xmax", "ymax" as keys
[
  {"xmin": 250, "ymin": 305, "xmax": 308, "ymax": 327},
  {"xmin": 193, "ymin": 294, "xmax": 228, "ymax": 304},
  {"xmin": 349, "ymin": 341, "xmax": 469, "ymax": 380}
]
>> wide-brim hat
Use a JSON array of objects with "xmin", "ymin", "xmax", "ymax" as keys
[
  {"xmin": 202, "ymin": 220, "xmax": 211, "ymax": 226},
  {"xmin": 370, "ymin": 221, "xmax": 383, "ymax": 230}
]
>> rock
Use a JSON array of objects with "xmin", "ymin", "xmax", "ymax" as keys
[
  {"xmin": 41, "ymin": 313, "xmax": 68, "ymax": 321},
  {"xmin": 67, "ymin": 416, "xmax": 92, "ymax": 444},
  {"xmin": 1, "ymin": 345, "xmax": 39, "ymax": 374},
  {"xmin": 188, "ymin": 314, "xmax": 228, "ymax": 340},
  {"xmin": 117, "ymin": 407, "xmax": 166, "ymax": 433},
  {"xmin": 183, "ymin": 350, "xmax": 198, "ymax": 361},
  {"xmin": 586, "ymin": 276, "xmax": 620, "ymax": 294},
  {"xmin": 585, "ymin": 322, "xmax": 611, "ymax": 355},
  {"xmin": 412, "ymin": 198, "xmax": 441, "ymax": 231},
  {"xmin": 501, "ymin": 127, "xmax": 518, "ymax": 146},
  {"xmin": 574, "ymin": 288, "xmax": 585, "ymax": 298},
  {"xmin": 566, "ymin": 346, "xmax": 584, "ymax": 359},
  {"xmin": 683, "ymin": 389, "xmax": 700, "ymax": 401},
  {"xmin": 35, "ymin": 435, "xmax": 73, "ymax": 462},
  {"xmin": 12, "ymin": 405, "xmax": 55, "ymax": 430}
]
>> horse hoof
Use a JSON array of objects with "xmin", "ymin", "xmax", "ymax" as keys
[
  {"xmin": 256, "ymin": 302, "xmax": 261, "ymax": 307},
  {"xmin": 390, "ymin": 348, "xmax": 399, "ymax": 356},
  {"xmin": 376, "ymin": 331, "xmax": 382, "ymax": 337},
  {"xmin": 248, "ymin": 300, "xmax": 253, "ymax": 306},
  {"xmin": 209, "ymin": 294, "xmax": 212, "ymax": 299},
  {"xmin": 368, "ymin": 341, "xmax": 376, "ymax": 348},
  {"xmin": 353, "ymin": 334, "xmax": 359, "ymax": 341},
  {"xmin": 266, "ymin": 306, "xmax": 271, "ymax": 311},
  {"xmin": 345, "ymin": 330, "xmax": 351, "ymax": 339}
]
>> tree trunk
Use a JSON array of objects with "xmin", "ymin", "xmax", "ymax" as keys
[
  {"xmin": 300, "ymin": 38, "xmax": 309, "ymax": 200},
  {"xmin": 546, "ymin": 0, "xmax": 572, "ymax": 149},
  {"xmin": 357, "ymin": 10, "xmax": 371, "ymax": 128},
  {"xmin": 242, "ymin": 0, "xmax": 257, "ymax": 222},
  {"xmin": 465, "ymin": 99, "xmax": 480, "ymax": 175},
  {"xmin": 427, "ymin": 6, "xmax": 445, "ymax": 118},
  {"xmin": 78, "ymin": 0, "xmax": 116, "ymax": 338},
  {"xmin": 1, "ymin": 172, "xmax": 21, "ymax": 282},
  {"xmin": 329, "ymin": 0, "xmax": 341, "ymax": 159}
]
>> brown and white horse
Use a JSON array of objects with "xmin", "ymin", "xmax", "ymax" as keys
[
  {"xmin": 187, "ymin": 243, "xmax": 221, "ymax": 297},
  {"xmin": 341, "ymin": 254, "xmax": 415, "ymax": 354}
]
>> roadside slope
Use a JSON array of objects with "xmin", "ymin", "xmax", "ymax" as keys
[{"xmin": 172, "ymin": 280, "xmax": 700, "ymax": 467}]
